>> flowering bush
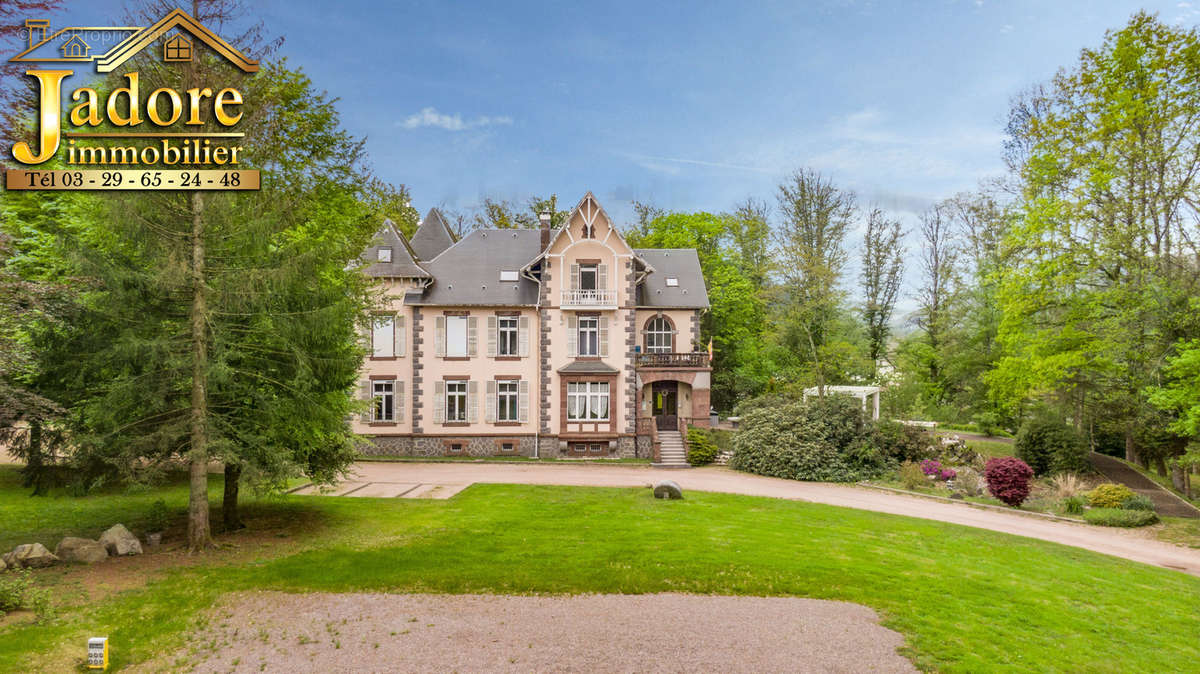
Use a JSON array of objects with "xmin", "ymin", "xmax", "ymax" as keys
[
  {"xmin": 1087, "ymin": 483, "xmax": 1135, "ymax": 509},
  {"xmin": 984, "ymin": 457, "xmax": 1034, "ymax": 507},
  {"xmin": 940, "ymin": 468, "xmax": 957, "ymax": 481},
  {"xmin": 920, "ymin": 459, "xmax": 943, "ymax": 476}
]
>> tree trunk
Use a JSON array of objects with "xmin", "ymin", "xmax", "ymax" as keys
[
  {"xmin": 1123, "ymin": 430, "xmax": 1140, "ymax": 466},
  {"xmin": 187, "ymin": 191, "xmax": 212, "ymax": 552},
  {"xmin": 1171, "ymin": 463, "xmax": 1189, "ymax": 498},
  {"xmin": 1153, "ymin": 455, "xmax": 1167, "ymax": 478},
  {"xmin": 222, "ymin": 463, "xmax": 245, "ymax": 531}
]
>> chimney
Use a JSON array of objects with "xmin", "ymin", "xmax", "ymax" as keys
[
  {"xmin": 539, "ymin": 210, "xmax": 551, "ymax": 250},
  {"xmin": 26, "ymin": 19, "xmax": 49, "ymax": 49}
]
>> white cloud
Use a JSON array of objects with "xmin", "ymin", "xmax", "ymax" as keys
[
  {"xmin": 398, "ymin": 107, "xmax": 513, "ymax": 131},
  {"xmin": 622, "ymin": 151, "xmax": 773, "ymax": 175}
]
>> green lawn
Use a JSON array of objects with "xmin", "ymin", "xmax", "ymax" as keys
[{"xmin": 1, "ymin": 466, "xmax": 1198, "ymax": 672}]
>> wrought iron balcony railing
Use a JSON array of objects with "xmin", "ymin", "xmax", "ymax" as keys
[{"xmin": 636, "ymin": 352, "xmax": 709, "ymax": 368}]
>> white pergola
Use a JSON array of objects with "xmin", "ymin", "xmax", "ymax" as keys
[{"xmin": 802, "ymin": 385, "xmax": 882, "ymax": 420}]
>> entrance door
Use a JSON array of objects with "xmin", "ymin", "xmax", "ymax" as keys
[{"xmin": 652, "ymin": 381, "xmax": 678, "ymax": 431}]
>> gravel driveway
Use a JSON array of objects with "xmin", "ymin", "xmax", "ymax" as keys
[{"xmin": 168, "ymin": 592, "xmax": 916, "ymax": 673}]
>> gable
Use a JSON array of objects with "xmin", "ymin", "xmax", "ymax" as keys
[{"xmin": 546, "ymin": 192, "xmax": 634, "ymax": 258}]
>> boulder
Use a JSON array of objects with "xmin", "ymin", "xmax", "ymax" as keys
[
  {"xmin": 5, "ymin": 543, "xmax": 59, "ymax": 568},
  {"xmin": 99, "ymin": 524, "xmax": 143, "ymax": 556},
  {"xmin": 0, "ymin": 555, "xmax": 7, "ymax": 572},
  {"xmin": 653, "ymin": 480, "xmax": 683, "ymax": 500},
  {"xmin": 55, "ymin": 537, "xmax": 109, "ymax": 564}
]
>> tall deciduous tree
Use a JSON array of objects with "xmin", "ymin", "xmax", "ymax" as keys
[
  {"xmin": 913, "ymin": 203, "xmax": 958, "ymax": 404},
  {"xmin": 860, "ymin": 207, "xmax": 904, "ymax": 379}
]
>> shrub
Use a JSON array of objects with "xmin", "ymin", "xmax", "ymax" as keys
[
  {"xmin": 875, "ymin": 422, "xmax": 934, "ymax": 463},
  {"xmin": 940, "ymin": 468, "xmax": 957, "ymax": 481},
  {"xmin": 973, "ymin": 411, "xmax": 1003, "ymax": 437},
  {"xmin": 146, "ymin": 498, "xmax": 171, "ymax": 533},
  {"xmin": 899, "ymin": 461, "xmax": 926, "ymax": 490},
  {"xmin": 1014, "ymin": 417, "xmax": 1088, "ymax": 476},
  {"xmin": 1121, "ymin": 493, "xmax": 1155, "ymax": 512},
  {"xmin": 954, "ymin": 467, "xmax": 985, "ymax": 496},
  {"xmin": 936, "ymin": 436, "xmax": 981, "ymax": 468},
  {"xmin": 730, "ymin": 394, "xmax": 889, "ymax": 482},
  {"xmin": 1087, "ymin": 483, "xmax": 1135, "ymax": 509},
  {"xmin": 1062, "ymin": 495, "xmax": 1086, "ymax": 515},
  {"xmin": 984, "ymin": 457, "xmax": 1034, "ymax": 507},
  {"xmin": 1083, "ymin": 508, "xmax": 1159, "ymax": 528},
  {"xmin": 685, "ymin": 427, "xmax": 720, "ymax": 466},
  {"xmin": 920, "ymin": 459, "xmax": 943, "ymax": 476},
  {"xmin": 0, "ymin": 569, "xmax": 53, "ymax": 622},
  {"xmin": 1051, "ymin": 473, "xmax": 1083, "ymax": 499}
]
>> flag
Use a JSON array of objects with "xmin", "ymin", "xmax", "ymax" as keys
[{"xmin": 707, "ymin": 337, "xmax": 714, "ymax": 363}]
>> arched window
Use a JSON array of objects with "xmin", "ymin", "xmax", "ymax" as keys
[{"xmin": 644, "ymin": 316, "xmax": 674, "ymax": 353}]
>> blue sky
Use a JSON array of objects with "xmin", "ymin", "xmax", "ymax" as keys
[{"xmin": 22, "ymin": 1, "xmax": 1200, "ymax": 304}]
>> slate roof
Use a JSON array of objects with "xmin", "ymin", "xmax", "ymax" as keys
[
  {"xmin": 361, "ymin": 220, "xmax": 430, "ymax": 279},
  {"xmin": 634, "ymin": 249, "xmax": 710, "ymax": 309},
  {"xmin": 407, "ymin": 229, "xmax": 542, "ymax": 306},
  {"xmin": 558, "ymin": 360, "xmax": 620, "ymax": 374},
  {"xmin": 410, "ymin": 208, "xmax": 458, "ymax": 261}
]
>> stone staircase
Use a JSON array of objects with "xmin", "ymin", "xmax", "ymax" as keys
[{"xmin": 655, "ymin": 430, "xmax": 690, "ymax": 468}]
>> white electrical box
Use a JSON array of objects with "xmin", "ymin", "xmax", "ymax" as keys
[{"xmin": 88, "ymin": 637, "xmax": 108, "ymax": 670}]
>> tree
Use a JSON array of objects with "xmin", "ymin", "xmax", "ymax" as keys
[
  {"xmin": 464, "ymin": 195, "xmax": 569, "ymax": 230},
  {"xmin": 774, "ymin": 169, "xmax": 855, "ymax": 396},
  {"xmin": 860, "ymin": 207, "xmax": 904, "ymax": 379},
  {"xmin": 730, "ymin": 198, "xmax": 773, "ymax": 292},
  {"xmin": 0, "ymin": 1, "xmax": 66, "ymax": 154},
  {"xmin": 912, "ymin": 203, "xmax": 958, "ymax": 405}
]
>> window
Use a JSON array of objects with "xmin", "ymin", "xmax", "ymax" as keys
[
  {"xmin": 577, "ymin": 316, "xmax": 599, "ymax": 357},
  {"xmin": 499, "ymin": 270, "xmax": 519, "ymax": 281},
  {"xmin": 644, "ymin": 316, "xmax": 673, "ymax": 353},
  {"xmin": 377, "ymin": 247, "xmax": 392, "ymax": 262},
  {"xmin": 372, "ymin": 380, "xmax": 395, "ymax": 422},
  {"xmin": 446, "ymin": 316, "xmax": 468, "ymax": 357},
  {"xmin": 164, "ymin": 34, "xmax": 191, "ymax": 62},
  {"xmin": 445, "ymin": 381, "xmax": 467, "ymax": 422},
  {"xmin": 372, "ymin": 315, "xmax": 394, "ymax": 358},
  {"xmin": 497, "ymin": 380, "xmax": 519, "ymax": 421},
  {"xmin": 666, "ymin": 277, "xmax": 679, "ymax": 287},
  {"xmin": 497, "ymin": 317, "xmax": 518, "ymax": 356},
  {"xmin": 567, "ymin": 382, "xmax": 609, "ymax": 421},
  {"xmin": 570, "ymin": 442, "xmax": 606, "ymax": 455},
  {"xmin": 579, "ymin": 264, "xmax": 598, "ymax": 290}
]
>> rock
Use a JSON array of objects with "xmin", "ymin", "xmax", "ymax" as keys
[
  {"xmin": 0, "ymin": 555, "xmax": 7, "ymax": 572},
  {"xmin": 4, "ymin": 543, "xmax": 59, "ymax": 568},
  {"xmin": 653, "ymin": 480, "xmax": 683, "ymax": 500},
  {"xmin": 949, "ymin": 492, "xmax": 965, "ymax": 500},
  {"xmin": 99, "ymin": 524, "xmax": 143, "ymax": 556},
  {"xmin": 54, "ymin": 537, "xmax": 109, "ymax": 564}
]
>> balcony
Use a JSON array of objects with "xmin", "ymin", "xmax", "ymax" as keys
[
  {"xmin": 636, "ymin": 352, "xmax": 710, "ymax": 369},
  {"xmin": 561, "ymin": 288, "xmax": 617, "ymax": 309}
]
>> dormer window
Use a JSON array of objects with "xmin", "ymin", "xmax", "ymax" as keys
[
  {"xmin": 499, "ymin": 270, "xmax": 519, "ymax": 282},
  {"xmin": 377, "ymin": 247, "xmax": 392, "ymax": 263},
  {"xmin": 665, "ymin": 277, "xmax": 679, "ymax": 287}
]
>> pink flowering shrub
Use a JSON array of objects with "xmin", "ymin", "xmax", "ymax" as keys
[
  {"xmin": 984, "ymin": 457, "xmax": 1034, "ymax": 507},
  {"xmin": 920, "ymin": 459, "xmax": 942, "ymax": 476},
  {"xmin": 940, "ymin": 468, "xmax": 957, "ymax": 481}
]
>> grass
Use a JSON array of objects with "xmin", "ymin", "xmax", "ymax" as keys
[{"xmin": 1, "ymin": 467, "xmax": 1199, "ymax": 672}]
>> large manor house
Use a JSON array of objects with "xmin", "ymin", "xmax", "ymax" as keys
[{"xmin": 355, "ymin": 192, "xmax": 712, "ymax": 465}]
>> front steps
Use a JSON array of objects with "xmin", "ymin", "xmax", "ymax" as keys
[{"xmin": 653, "ymin": 430, "xmax": 690, "ymax": 468}]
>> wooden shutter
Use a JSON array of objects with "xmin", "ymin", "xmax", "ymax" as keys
[
  {"xmin": 485, "ymin": 380, "xmax": 497, "ymax": 423},
  {"xmin": 598, "ymin": 264, "xmax": 608, "ymax": 290},
  {"xmin": 468, "ymin": 317, "xmax": 478, "ymax": 356},
  {"xmin": 567, "ymin": 315, "xmax": 577, "ymax": 357},
  {"xmin": 396, "ymin": 381, "xmax": 405, "ymax": 422},
  {"xmin": 433, "ymin": 380, "xmax": 445, "ymax": 424},
  {"xmin": 468, "ymin": 380, "xmax": 479, "ymax": 423},
  {"xmin": 599, "ymin": 316, "xmax": 609, "ymax": 357},
  {"xmin": 360, "ymin": 379, "xmax": 372, "ymax": 422},
  {"xmin": 518, "ymin": 380, "xmax": 529, "ymax": 423},
  {"xmin": 518, "ymin": 316, "xmax": 530, "ymax": 357},
  {"xmin": 434, "ymin": 316, "xmax": 446, "ymax": 358},
  {"xmin": 570, "ymin": 263, "xmax": 580, "ymax": 290},
  {"xmin": 487, "ymin": 316, "xmax": 497, "ymax": 357},
  {"xmin": 395, "ymin": 315, "xmax": 406, "ymax": 357}
]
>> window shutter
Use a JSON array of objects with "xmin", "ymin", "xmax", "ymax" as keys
[
  {"xmin": 599, "ymin": 316, "xmax": 609, "ymax": 357},
  {"xmin": 487, "ymin": 316, "xmax": 497, "ymax": 357},
  {"xmin": 598, "ymin": 264, "xmax": 608, "ymax": 290},
  {"xmin": 567, "ymin": 315, "xmax": 577, "ymax": 357},
  {"xmin": 518, "ymin": 316, "xmax": 530, "ymax": 357},
  {"xmin": 434, "ymin": 381, "xmax": 445, "ymax": 424},
  {"xmin": 468, "ymin": 380, "xmax": 479, "ymax": 423},
  {"xmin": 486, "ymin": 380, "xmax": 497, "ymax": 423},
  {"xmin": 570, "ymin": 263, "xmax": 580, "ymax": 290},
  {"xmin": 519, "ymin": 380, "xmax": 529, "ymax": 423},
  {"xmin": 435, "ymin": 316, "xmax": 446, "ymax": 358},
  {"xmin": 395, "ymin": 315, "xmax": 406, "ymax": 357},
  {"xmin": 396, "ymin": 381, "xmax": 405, "ymax": 422},
  {"xmin": 468, "ymin": 317, "xmax": 478, "ymax": 356},
  {"xmin": 360, "ymin": 379, "xmax": 372, "ymax": 422}
]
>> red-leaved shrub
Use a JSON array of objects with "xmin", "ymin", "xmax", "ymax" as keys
[{"xmin": 984, "ymin": 457, "xmax": 1033, "ymax": 507}]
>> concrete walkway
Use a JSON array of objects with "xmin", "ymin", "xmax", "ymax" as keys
[
  {"xmin": 1090, "ymin": 452, "xmax": 1200, "ymax": 519},
  {"xmin": 329, "ymin": 461, "xmax": 1200, "ymax": 577}
]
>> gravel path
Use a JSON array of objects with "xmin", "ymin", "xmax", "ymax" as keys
[
  {"xmin": 339, "ymin": 462, "xmax": 1200, "ymax": 576},
  {"xmin": 169, "ymin": 592, "xmax": 916, "ymax": 673}
]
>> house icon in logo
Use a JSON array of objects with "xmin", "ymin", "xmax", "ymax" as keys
[{"xmin": 10, "ymin": 9, "xmax": 258, "ymax": 72}]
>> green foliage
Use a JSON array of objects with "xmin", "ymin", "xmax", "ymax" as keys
[
  {"xmin": 1121, "ymin": 494, "xmax": 1155, "ymax": 512},
  {"xmin": 876, "ymin": 422, "xmax": 934, "ymax": 464},
  {"xmin": 685, "ymin": 427, "xmax": 720, "ymax": 466},
  {"xmin": 899, "ymin": 461, "xmax": 927, "ymax": 490},
  {"xmin": 1015, "ymin": 417, "xmax": 1088, "ymax": 476},
  {"xmin": 1062, "ymin": 495, "xmax": 1086, "ymax": 515},
  {"xmin": 730, "ymin": 394, "xmax": 890, "ymax": 482},
  {"xmin": 0, "ymin": 569, "xmax": 52, "ymax": 622},
  {"xmin": 1083, "ymin": 508, "xmax": 1159, "ymax": 528},
  {"xmin": 973, "ymin": 412, "xmax": 1003, "ymax": 437},
  {"xmin": 1087, "ymin": 484, "xmax": 1135, "ymax": 509},
  {"xmin": 146, "ymin": 499, "xmax": 171, "ymax": 533}
]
